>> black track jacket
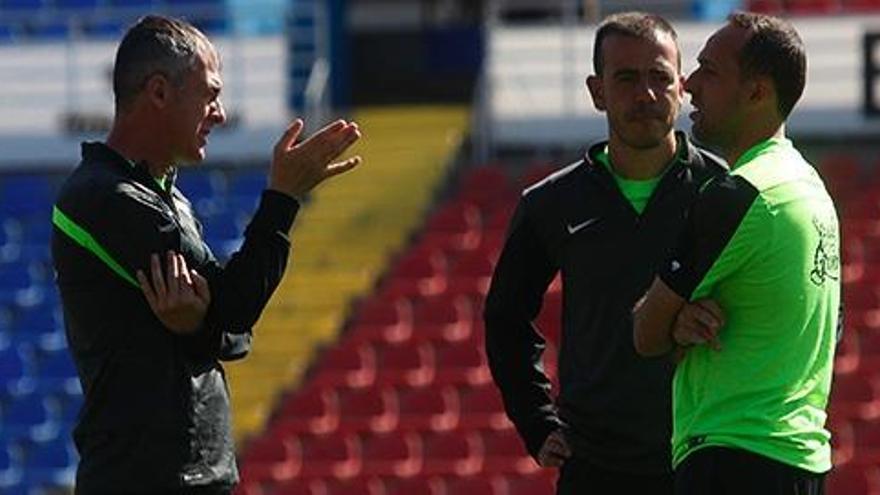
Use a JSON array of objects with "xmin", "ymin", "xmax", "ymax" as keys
[
  {"xmin": 52, "ymin": 143, "xmax": 299, "ymax": 493},
  {"xmin": 484, "ymin": 132, "xmax": 726, "ymax": 474}
]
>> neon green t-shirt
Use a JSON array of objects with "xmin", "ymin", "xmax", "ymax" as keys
[
  {"xmin": 659, "ymin": 137, "xmax": 840, "ymax": 473},
  {"xmin": 595, "ymin": 147, "xmax": 662, "ymax": 215}
]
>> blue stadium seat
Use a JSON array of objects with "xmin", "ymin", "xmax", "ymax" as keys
[
  {"xmin": 201, "ymin": 210, "xmax": 244, "ymax": 242},
  {"xmin": 0, "ymin": 347, "xmax": 29, "ymax": 392},
  {"xmin": 108, "ymin": 0, "xmax": 155, "ymax": 7},
  {"xmin": 0, "ymin": 0, "xmax": 44, "ymax": 11},
  {"xmin": 54, "ymin": 0, "xmax": 100, "ymax": 8},
  {"xmin": 21, "ymin": 437, "xmax": 76, "ymax": 487},
  {"xmin": 0, "ymin": 263, "xmax": 33, "ymax": 305},
  {"xmin": 0, "ymin": 175, "xmax": 55, "ymax": 218},
  {"xmin": 13, "ymin": 303, "xmax": 64, "ymax": 351},
  {"xmin": 35, "ymin": 350, "xmax": 79, "ymax": 395},
  {"xmin": 0, "ymin": 443, "xmax": 22, "ymax": 489},
  {"xmin": 0, "ymin": 23, "xmax": 16, "ymax": 44},
  {"xmin": 2, "ymin": 392, "xmax": 53, "ymax": 439}
]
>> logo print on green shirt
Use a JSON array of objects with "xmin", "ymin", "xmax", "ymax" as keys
[{"xmin": 810, "ymin": 214, "xmax": 839, "ymax": 287}]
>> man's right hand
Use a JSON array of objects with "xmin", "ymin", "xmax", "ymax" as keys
[
  {"xmin": 672, "ymin": 298, "xmax": 725, "ymax": 351},
  {"xmin": 268, "ymin": 118, "xmax": 362, "ymax": 199},
  {"xmin": 537, "ymin": 429, "xmax": 572, "ymax": 467}
]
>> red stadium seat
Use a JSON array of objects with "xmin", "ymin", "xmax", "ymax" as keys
[
  {"xmin": 238, "ymin": 437, "xmax": 300, "ymax": 484},
  {"xmin": 348, "ymin": 296, "xmax": 415, "ymax": 345},
  {"xmin": 443, "ymin": 475, "xmax": 506, "ymax": 495},
  {"xmin": 274, "ymin": 385, "xmax": 340, "ymax": 435},
  {"xmin": 324, "ymin": 477, "xmax": 385, "ymax": 495},
  {"xmin": 481, "ymin": 428, "xmax": 540, "ymax": 475},
  {"xmin": 311, "ymin": 343, "xmax": 377, "ymax": 390},
  {"xmin": 420, "ymin": 430, "xmax": 484, "ymax": 476},
  {"xmin": 297, "ymin": 433, "xmax": 361, "ymax": 479},
  {"xmin": 458, "ymin": 382, "xmax": 513, "ymax": 431},
  {"xmin": 433, "ymin": 341, "xmax": 491, "ymax": 387},
  {"xmin": 383, "ymin": 476, "xmax": 444, "ymax": 495},
  {"xmin": 505, "ymin": 470, "xmax": 558, "ymax": 495},
  {"xmin": 272, "ymin": 478, "xmax": 327, "ymax": 495},
  {"xmin": 374, "ymin": 341, "xmax": 435, "ymax": 387},
  {"xmin": 826, "ymin": 462, "xmax": 880, "ymax": 495},
  {"xmin": 397, "ymin": 385, "xmax": 460, "ymax": 432},
  {"xmin": 381, "ymin": 248, "xmax": 448, "ymax": 299},
  {"xmin": 829, "ymin": 374, "xmax": 880, "ymax": 421},
  {"xmin": 412, "ymin": 295, "xmax": 474, "ymax": 344},
  {"xmin": 337, "ymin": 385, "xmax": 399, "ymax": 434},
  {"xmin": 360, "ymin": 430, "xmax": 423, "ymax": 477}
]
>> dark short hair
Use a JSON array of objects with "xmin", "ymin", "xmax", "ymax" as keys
[
  {"xmin": 592, "ymin": 12, "xmax": 680, "ymax": 76},
  {"xmin": 728, "ymin": 11, "xmax": 806, "ymax": 119},
  {"xmin": 112, "ymin": 15, "xmax": 214, "ymax": 111}
]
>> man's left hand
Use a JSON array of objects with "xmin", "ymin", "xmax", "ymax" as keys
[{"xmin": 137, "ymin": 251, "xmax": 211, "ymax": 334}]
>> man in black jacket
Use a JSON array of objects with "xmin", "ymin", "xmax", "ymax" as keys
[
  {"xmin": 51, "ymin": 15, "xmax": 361, "ymax": 494},
  {"xmin": 484, "ymin": 12, "xmax": 726, "ymax": 493}
]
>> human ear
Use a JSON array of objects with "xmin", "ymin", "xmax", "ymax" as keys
[{"xmin": 587, "ymin": 75, "xmax": 606, "ymax": 111}]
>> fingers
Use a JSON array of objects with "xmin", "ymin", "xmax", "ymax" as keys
[
  {"xmin": 537, "ymin": 430, "xmax": 572, "ymax": 467},
  {"xmin": 150, "ymin": 253, "xmax": 167, "ymax": 301},
  {"xmin": 177, "ymin": 254, "xmax": 193, "ymax": 286},
  {"xmin": 273, "ymin": 119, "xmax": 304, "ymax": 157},
  {"xmin": 191, "ymin": 269, "xmax": 211, "ymax": 305},
  {"xmin": 696, "ymin": 299, "xmax": 725, "ymax": 327},
  {"xmin": 325, "ymin": 156, "xmax": 363, "ymax": 179},
  {"xmin": 298, "ymin": 120, "xmax": 362, "ymax": 166},
  {"xmin": 166, "ymin": 251, "xmax": 180, "ymax": 299},
  {"xmin": 136, "ymin": 270, "xmax": 157, "ymax": 310}
]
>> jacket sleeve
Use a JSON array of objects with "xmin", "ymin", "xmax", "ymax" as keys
[
  {"xmin": 483, "ymin": 198, "xmax": 562, "ymax": 459},
  {"xmin": 189, "ymin": 190, "xmax": 300, "ymax": 361}
]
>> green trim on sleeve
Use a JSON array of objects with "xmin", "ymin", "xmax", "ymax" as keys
[{"xmin": 52, "ymin": 206, "xmax": 140, "ymax": 289}]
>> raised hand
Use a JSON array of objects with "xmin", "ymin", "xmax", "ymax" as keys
[{"xmin": 268, "ymin": 118, "xmax": 363, "ymax": 199}]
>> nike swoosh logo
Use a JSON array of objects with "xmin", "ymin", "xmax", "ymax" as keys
[{"xmin": 567, "ymin": 218, "xmax": 599, "ymax": 235}]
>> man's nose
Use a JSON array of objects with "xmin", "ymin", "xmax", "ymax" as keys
[{"xmin": 213, "ymin": 99, "xmax": 227, "ymax": 125}]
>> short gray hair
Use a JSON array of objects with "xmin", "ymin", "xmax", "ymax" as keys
[{"xmin": 112, "ymin": 15, "xmax": 215, "ymax": 111}]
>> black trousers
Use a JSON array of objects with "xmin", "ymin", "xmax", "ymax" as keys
[
  {"xmin": 675, "ymin": 447, "xmax": 825, "ymax": 495},
  {"xmin": 557, "ymin": 455, "xmax": 674, "ymax": 495}
]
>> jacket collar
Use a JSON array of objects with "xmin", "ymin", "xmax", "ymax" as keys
[{"xmin": 81, "ymin": 141, "xmax": 178, "ymax": 193}]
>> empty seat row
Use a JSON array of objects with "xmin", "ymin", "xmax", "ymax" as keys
[{"xmin": 240, "ymin": 427, "xmax": 540, "ymax": 485}]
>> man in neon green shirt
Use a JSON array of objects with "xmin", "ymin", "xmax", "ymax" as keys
[{"xmin": 633, "ymin": 12, "xmax": 839, "ymax": 494}]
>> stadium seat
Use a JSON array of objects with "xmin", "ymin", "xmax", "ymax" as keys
[
  {"xmin": 829, "ymin": 373, "xmax": 880, "ymax": 421},
  {"xmin": 54, "ymin": 0, "xmax": 99, "ymax": 9},
  {"xmin": 0, "ymin": 442, "xmax": 22, "ymax": 489},
  {"xmin": 505, "ymin": 470, "xmax": 557, "ymax": 495},
  {"xmin": 347, "ymin": 296, "xmax": 414, "ymax": 345},
  {"xmin": 2, "ymin": 392, "xmax": 53, "ymax": 439},
  {"xmin": 381, "ymin": 248, "xmax": 448, "ymax": 299},
  {"xmin": 420, "ymin": 430, "xmax": 483, "ymax": 476},
  {"xmin": 480, "ymin": 428, "xmax": 539, "ymax": 475},
  {"xmin": 359, "ymin": 430, "xmax": 422, "ymax": 477},
  {"xmin": 238, "ymin": 436, "xmax": 299, "ymax": 485},
  {"xmin": 433, "ymin": 341, "xmax": 490, "ymax": 387},
  {"xmin": 336, "ymin": 385, "xmax": 398, "ymax": 434},
  {"xmin": 0, "ymin": 0, "xmax": 44, "ymax": 12},
  {"xmin": 323, "ymin": 478, "xmax": 385, "ymax": 495},
  {"xmin": 271, "ymin": 478, "xmax": 326, "ymax": 495},
  {"xmin": 411, "ymin": 295, "xmax": 473, "ymax": 344},
  {"xmin": 0, "ymin": 346, "xmax": 29, "ymax": 392},
  {"xmin": 35, "ymin": 349, "xmax": 80, "ymax": 395},
  {"xmin": 383, "ymin": 476, "xmax": 443, "ymax": 495},
  {"xmin": 311, "ymin": 343, "xmax": 377, "ymax": 390},
  {"xmin": 397, "ymin": 385, "xmax": 460, "ymax": 432},
  {"xmin": 444, "ymin": 475, "xmax": 505, "ymax": 495},
  {"xmin": 457, "ymin": 382, "xmax": 512, "ymax": 431},
  {"xmin": 826, "ymin": 462, "xmax": 880, "ymax": 495},
  {"xmin": 21, "ymin": 437, "xmax": 76, "ymax": 487},
  {"xmin": 374, "ymin": 341, "xmax": 435, "ymax": 387},
  {"xmin": 274, "ymin": 384, "xmax": 340, "ymax": 435},
  {"xmin": 297, "ymin": 432, "xmax": 361, "ymax": 479}
]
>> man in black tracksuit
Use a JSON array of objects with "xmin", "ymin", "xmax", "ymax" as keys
[
  {"xmin": 52, "ymin": 16, "xmax": 362, "ymax": 494},
  {"xmin": 484, "ymin": 13, "xmax": 727, "ymax": 493}
]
